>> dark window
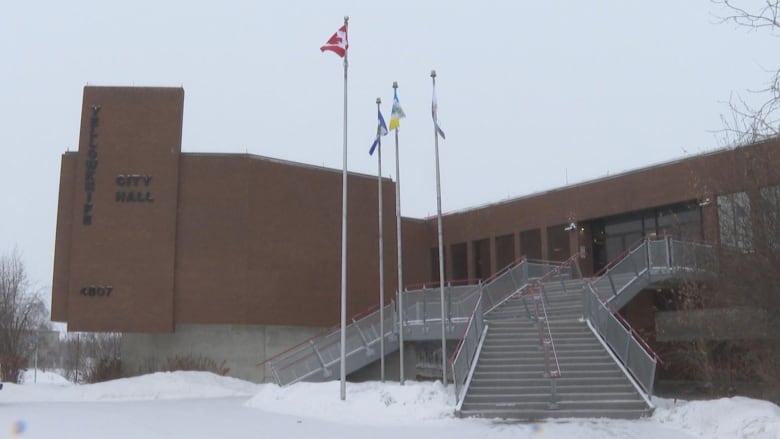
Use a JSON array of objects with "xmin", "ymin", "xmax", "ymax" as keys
[
  {"xmin": 546, "ymin": 224, "xmax": 570, "ymax": 262},
  {"xmin": 495, "ymin": 234, "xmax": 515, "ymax": 270},
  {"xmin": 472, "ymin": 238, "xmax": 491, "ymax": 280},
  {"xmin": 658, "ymin": 203, "xmax": 702, "ymax": 242},
  {"xmin": 718, "ymin": 192, "xmax": 752, "ymax": 250},
  {"xmin": 520, "ymin": 229, "xmax": 542, "ymax": 260},
  {"xmin": 429, "ymin": 247, "xmax": 446, "ymax": 282},
  {"xmin": 451, "ymin": 242, "xmax": 468, "ymax": 281}
]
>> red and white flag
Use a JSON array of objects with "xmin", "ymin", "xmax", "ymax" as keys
[{"xmin": 320, "ymin": 24, "xmax": 348, "ymax": 57}]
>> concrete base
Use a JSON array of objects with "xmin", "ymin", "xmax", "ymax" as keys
[{"xmin": 121, "ymin": 323, "xmax": 325, "ymax": 383}]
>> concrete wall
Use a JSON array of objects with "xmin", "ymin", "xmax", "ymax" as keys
[
  {"xmin": 346, "ymin": 342, "xmax": 420, "ymax": 383},
  {"xmin": 656, "ymin": 307, "xmax": 777, "ymax": 342},
  {"xmin": 121, "ymin": 323, "xmax": 325, "ymax": 383}
]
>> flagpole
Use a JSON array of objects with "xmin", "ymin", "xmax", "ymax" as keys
[
  {"xmin": 339, "ymin": 15, "xmax": 349, "ymax": 401},
  {"xmin": 392, "ymin": 81, "xmax": 405, "ymax": 385},
  {"xmin": 431, "ymin": 70, "xmax": 447, "ymax": 386},
  {"xmin": 375, "ymin": 97, "xmax": 386, "ymax": 382}
]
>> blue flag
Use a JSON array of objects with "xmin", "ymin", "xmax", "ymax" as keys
[{"xmin": 369, "ymin": 109, "xmax": 389, "ymax": 155}]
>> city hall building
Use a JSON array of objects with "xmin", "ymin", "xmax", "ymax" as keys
[{"xmin": 52, "ymin": 86, "xmax": 780, "ymax": 383}]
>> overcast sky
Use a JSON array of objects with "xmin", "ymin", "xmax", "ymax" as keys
[{"xmin": 0, "ymin": 1, "xmax": 776, "ymax": 299}]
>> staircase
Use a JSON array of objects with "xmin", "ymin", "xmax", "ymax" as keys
[{"xmin": 457, "ymin": 279, "xmax": 652, "ymax": 420}]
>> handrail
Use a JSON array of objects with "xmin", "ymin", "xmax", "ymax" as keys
[
  {"xmin": 517, "ymin": 252, "xmax": 582, "ymax": 298},
  {"xmin": 403, "ymin": 278, "xmax": 481, "ymax": 290},
  {"xmin": 449, "ymin": 284, "xmax": 485, "ymax": 366},
  {"xmin": 588, "ymin": 278, "xmax": 665, "ymax": 365},
  {"xmin": 587, "ymin": 237, "xmax": 669, "ymax": 363},
  {"xmin": 449, "ymin": 287, "xmax": 486, "ymax": 400},
  {"xmin": 533, "ymin": 288, "xmax": 561, "ymax": 378},
  {"xmin": 256, "ymin": 301, "xmax": 384, "ymax": 367},
  {"xmin": 591, "ymin": 235, "xmax": 649, "ymax": 278}
]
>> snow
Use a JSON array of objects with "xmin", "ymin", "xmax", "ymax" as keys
[{"xmin": 1, "ymin": 371, "xmax": 779, "ymax": 439}]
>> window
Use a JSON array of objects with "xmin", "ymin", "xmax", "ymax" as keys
[
  {"xmin": 718, "ymin": 192, "xmax": 752, "ymax": 250},
  {"xmin": 429, "ymin": 247, "xmax": 446, "ymax": 282},
  {"xmin": 520, "ymin": 229, "xmax": 542, "ymax": 260},
  {"xmin": 657, "ymin": 203, "xmax": 702, "ymax": 241},
  {"xmin": 495, "ymin": 234, "xmax": 515, "ymax": 270},
  {"xmin": 546, "ymin": 224, "xmax": 570, "ymax": 262},
  {"xmin": 472, "ymin": 238, "xmax": 491, "ymax": 280},
  {"xmin": 451, "ymin": 242, "xmax": 468, "ymax": 281}
]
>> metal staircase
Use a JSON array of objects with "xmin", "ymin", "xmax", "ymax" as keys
[
  {"xmin": 453, "ymin": 237, "xmax": 715, "ymax": 420},
  {"xmin": 261, "ymin": 237, "xmax": 714, "ymax": 421},
  {"xmin": 457, "ymin": 278, "xmax": 651, "ymax": 419},
  {"xmin": 261, "ymin": 258, "xmax": 564, "ymax": 386}
]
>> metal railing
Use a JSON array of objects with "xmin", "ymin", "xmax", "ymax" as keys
[
  {"xmin": 533, "ymin": 292, "xmax": 561, "ymax": 408},
  {"xmin": 450, "ymin": 254, "xmax": 581, "ymax": 404},
  {"xmin": 585, "ymin": 236, "xmax": 716, "ymax": 395},
  {"xmin": 482, "ymin": 258, "xmax": 568, "ymax": 314},
  {"xmin": 261, "ymin": 256, "xmax": 567, "ymax": 387},
  {"xmin": 584, "ymin": 287, "xmax": 657, "ymax": 394},
  {"xmin": 261, "ymin": 301, "xmax": 397, "ymax": 386},
  {"xmin": 450, "ymin": 294, "xmax": 486, "ymax": 402}
]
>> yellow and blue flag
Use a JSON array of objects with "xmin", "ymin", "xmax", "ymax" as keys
[{"xmin": 389, "ymin": 89, "xmax": 406, "ymax": 131}]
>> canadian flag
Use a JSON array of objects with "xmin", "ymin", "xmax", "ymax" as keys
[{"xmin": 320, "ymin": 24, "xmax": 348, "ymax": 57}]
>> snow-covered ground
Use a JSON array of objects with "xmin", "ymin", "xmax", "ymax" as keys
[{"xmin": 1, "ymin": 370, "xmax": 778, "ymax": 439}]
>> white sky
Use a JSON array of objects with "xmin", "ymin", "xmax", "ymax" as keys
[
  {"xmin": 2, "ymin": 370, "xmax": 779, "ymax": 438},
  {"xmin": 0, "ymin": 1, "xmax": 777, "ymax": 297}
]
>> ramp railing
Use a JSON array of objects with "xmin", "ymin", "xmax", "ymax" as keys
[
  {"xmin": 585, "ymin": 237, "xmax": 716, "ymax": 396},
  {"xmin": 450, "ymin": 292, "xmax": 487, "ymax": 402}
]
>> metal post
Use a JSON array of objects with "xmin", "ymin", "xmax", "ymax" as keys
[
  {"xmin": 522, "ymin": 258, "xmax": 529, "ymax": 283},
  {"xmin": 432, "ymin": 70, "xmax": 447, "ymax": 385},
  {"xmin": 392, "ymin": 81, "xmax": 406, "ymax": 385},
  {"xmin": 375, "ymin": 97, "xmax": 386, "ymax": 382},
  {"xmin": 339, "ymin": 15, "xmax": 350, "ymax": 401}
]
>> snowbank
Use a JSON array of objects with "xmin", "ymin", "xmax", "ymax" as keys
[
  {"xmin": 653, "ymin": 396, "xmax": 780, "ymax": 439},
  {"xmin": 245, "ymin": 380, "xmax": 457, "ymax": 425},
  {"xmin": 2, "ymin": 371, "xmax": 259, "ymax": 402}
]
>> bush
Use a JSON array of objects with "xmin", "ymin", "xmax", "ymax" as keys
[
  {"xmin": 140, "ymin": 354, "xmax": 230, "ymax": 376},
  {"xmin": 86, "ymin": 357, "xmax": 123, "ymax": 383},
  {"xmin": 0, "ymin": 354, "xmax": 26, "ymax": 383}
]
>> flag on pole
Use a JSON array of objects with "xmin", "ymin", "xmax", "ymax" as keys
[
  {"xmin": 369, "ymin": 109, "xmax": 389, "ymax": 155},
  {"xmin": 320, "ymin": 24, "xmax": 349, "ymax": 57},
  {"xmin": 432, "ymin": 83, "xmax": 446, "ymax": 139},
  {"xmin": 389, "ymin": 89, "xmax": 406, "ymax": 131}
]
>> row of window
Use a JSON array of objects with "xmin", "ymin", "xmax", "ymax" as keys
[{"xmin": 717, "ymin": 185, "xmax": 780, "ymax": 251}]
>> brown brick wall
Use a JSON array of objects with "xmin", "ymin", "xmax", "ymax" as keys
[
  {"xmin": 51, "ymin": 86, "xmax": 780, "ymax": 332},
  {"xmin": 51, "ymin": 153, "xmax": 77, "ymax": 322},
  {"xmin": 57, "ymin": 86, "xmax": 184, "ymax": 332},
  {"xmin": 173, "ymin": 154, "xmax": 399, "ymax": 327}
]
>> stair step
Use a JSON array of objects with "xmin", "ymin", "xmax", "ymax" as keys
[
  {"xmin": 476, "ymin": 361, "xmax": 621, "ymax": 372},
  {"xmin": 457, "ymin": 407, "xmax": 651, "ymax": 421},
  {"xmin": 464, "ymin": 391, "xmax": 642, "ymax": 404},
  {"xmin": 473, "ymin": 369, "xmax": 623, "ymax": 379},
  {"xmin": 470, "ymin": 376, "xmax": 632, "ymax": 386},
  {"xmin": 460, "ymin": 399, "xmax": 649, "ymax": 413},
  {"xmin": 467, "ymin": 383, "xmax": 636, "ymax": 395}
]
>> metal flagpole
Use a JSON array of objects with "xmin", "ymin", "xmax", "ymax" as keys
[
  {"xmin": 392, "ymin": 81, "xmax": 405, "ymax": 385},
  {"xmin": 376, "ymin": 97, "xmax": 386, "ymax": 382},
  {"xmin": 339, "ymin": 15, "xmax": 349, "ymax": 401},
  {"xmin": 431, "ymin": 70, "xmax": 447, "ymax": 386}
]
